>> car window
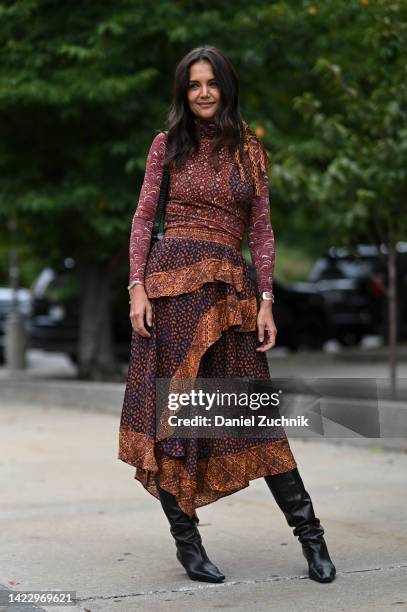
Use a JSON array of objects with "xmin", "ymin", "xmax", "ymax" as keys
[
  {"xmin": 337, "ymin": 260, "xmax": 374, "ymax": 278},
  {"xmin": 311, "ymin": 257, "xmax": 377, "ymax": 280}
]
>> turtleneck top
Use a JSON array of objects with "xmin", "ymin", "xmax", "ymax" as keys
[{"xmin": 129, "ymin": 116, "xmax": 275, "ymax": 295}]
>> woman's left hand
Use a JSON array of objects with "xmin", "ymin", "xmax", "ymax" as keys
[{"xmin": 255, "ymin": 301, "xmax": 277, "ymax": 352}]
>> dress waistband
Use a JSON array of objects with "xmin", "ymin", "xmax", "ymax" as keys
[{"xmin": 164, "ymin": 225, "xmax": 242, "ymax": 250}]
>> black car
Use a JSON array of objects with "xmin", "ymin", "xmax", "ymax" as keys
[
  {"xmin": 28, "ymin": 259, "xmax": 332, "ymax": 363},
  {"xmin": 309, "ymin": 243, "xmax": 407, "ymax": 344}
]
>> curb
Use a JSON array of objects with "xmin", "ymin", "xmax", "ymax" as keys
[
  {"xmin": 333, "ymin": 347, "xmax": 407, "ymax": 362},
  {"xmin": 0, "ymin": 378, "xmax": 124, "ymax": 415}
]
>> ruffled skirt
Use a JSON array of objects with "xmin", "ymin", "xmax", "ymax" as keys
[{"xmin": 118, "ymin": 230, "xmax": 297, "ymax": 518}]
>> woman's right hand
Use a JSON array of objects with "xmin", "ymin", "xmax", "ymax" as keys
[{"xmin": 129, "ymin": 284, "xmax": 153, "ymax": 338}]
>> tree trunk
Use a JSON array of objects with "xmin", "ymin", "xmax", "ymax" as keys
[
  {"xmin": 387, "ymin": 240, "xmax": 398, "ymax": 400},
  {"xmin": 77, "ymin": 260, "xmax": 118, "ymax": 380}
]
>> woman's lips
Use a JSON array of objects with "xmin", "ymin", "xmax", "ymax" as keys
[{"xmin": 199, "ymin": 103, "xmax": 214, "ymax": 107}]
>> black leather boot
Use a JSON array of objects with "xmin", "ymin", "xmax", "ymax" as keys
[
  {"xmin": 155, "ymin": 480, "xmax": 225, "ymax": 583},
  {"xmin": 264, "ymin": 468, "xmax": 336, "ymax": 583}
]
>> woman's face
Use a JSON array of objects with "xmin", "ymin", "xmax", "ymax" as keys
[{"xmin": 186, "ymin": 60, "xmax": 221, "ymax": 121}]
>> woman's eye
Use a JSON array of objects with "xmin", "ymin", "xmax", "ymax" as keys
[{"xmin": 189, "ymin": 82, "xmax": 218, "ymax": 89}]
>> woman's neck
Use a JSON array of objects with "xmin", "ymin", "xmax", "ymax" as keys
[{"xmin": 194, "ymin": 115, "xmax": 217, "ymax": 137}]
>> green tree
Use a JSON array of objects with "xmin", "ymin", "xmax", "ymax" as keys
[{"xmin": 289, "ymin": 0, "xmax": 407, "ymax": 398}]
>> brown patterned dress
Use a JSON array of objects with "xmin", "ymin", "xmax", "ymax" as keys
[{"xmin": 118, "ymin": 116, "xmax": 297, "ymax": 518}]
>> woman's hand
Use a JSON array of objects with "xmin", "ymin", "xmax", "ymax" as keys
[
  {"xmin": 129, "ymin": 284, "xmax": 153, "ymax": 338},
  {"xmin": 255, "ymin": 301, "xmax": 277, "ymax": 352}
]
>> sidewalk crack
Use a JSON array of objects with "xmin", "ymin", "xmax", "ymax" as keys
[{"xmin": 76, "ymin": 563, "xmax": 407, "ymax": 602}]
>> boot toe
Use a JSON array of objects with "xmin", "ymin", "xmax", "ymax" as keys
[
  {"xmin": 302, "ymin": 542, "xmax": 336, "ymax": 583},
  {"xmin": 305, "ymin": 553, "xmax": 336, "ymax": 582},
  {"xmin": 187, "ymin": 560, "xmax": 225, "ymax": 583},
  {"xmin": 202, "ymin": 560, "xmax": 225, "ymax": 582},
  {"xmin": 176, "ymin": 549, "xmax": 225, "ymax": 583},
  {"xmin": 309, "ymin": 565, "xmax": 336, "ymax": 582}
]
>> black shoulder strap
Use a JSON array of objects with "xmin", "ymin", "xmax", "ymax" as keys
[{"xmin": 151, "ymin": 136, "xmax": 170, "ymax": 245}]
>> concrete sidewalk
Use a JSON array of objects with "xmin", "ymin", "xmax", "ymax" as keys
[{"xmin": 0, "ymin": 401, "xmax": 406, "ymax": 612}]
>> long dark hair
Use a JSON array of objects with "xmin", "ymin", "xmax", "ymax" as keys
[{"xmin": 163, "ymin": 46, "xmax": 246, "ymax": 171}]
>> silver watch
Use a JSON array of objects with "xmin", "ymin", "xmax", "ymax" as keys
[
  {"xmin": 261, "ymin": 291, "xmax": 274, "ymax": 302},
  {"xmin": 128, "ymin": 280, "xmax": 144, "ymax": 291}
]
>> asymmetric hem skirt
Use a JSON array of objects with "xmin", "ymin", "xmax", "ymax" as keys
[{"xmin": 118, "ymin": 231, "xmax": 297, "ymax": 518}]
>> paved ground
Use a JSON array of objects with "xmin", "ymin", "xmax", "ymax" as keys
[{"xmin": 0, "ymin": 400, "xmax": 406, "ymax": 612}]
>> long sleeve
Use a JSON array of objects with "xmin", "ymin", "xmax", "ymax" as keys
[
  {"xmin": 129, "ymin": 131, "xmax": 167, "ymax": 285},
  {"xmin": 247, "ymin": 138, "xmax": 275, "ymax": 297}
]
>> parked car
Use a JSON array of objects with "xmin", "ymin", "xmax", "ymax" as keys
[
  {"xmin": 28, "ymin": 259, "xmax": 333, "ymax": 363},
  {"xmin": 0, "ymin": 287, "xmax": 32, "ymax": 363},
  {"xmin": 309, "ymin": 243, "xmax": 407, "ymax": 344}
]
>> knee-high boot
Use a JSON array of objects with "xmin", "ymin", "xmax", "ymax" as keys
[
  {"xmin": 155, "ymin": 480, "xmax": 225, "ymax": 583},
  {"xmin": 264, "ymin": 468, "xmax": 336, "ymax": 583}
]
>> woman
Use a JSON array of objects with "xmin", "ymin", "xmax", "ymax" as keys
[{"xmin": 118, "ymin": 46, "xmax": 336, "ymax": 585}]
